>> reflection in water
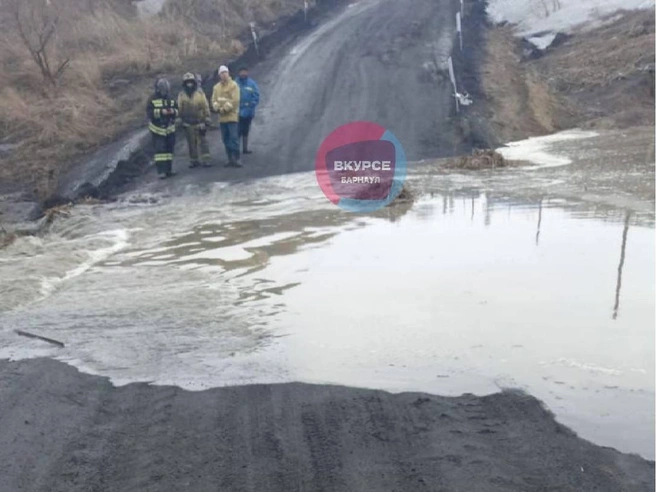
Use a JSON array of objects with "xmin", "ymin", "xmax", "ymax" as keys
[
  {"xmin": 270, "ymin": 193, "xmax": 653, "ymax": 458},
  {"xmin": 484, "ymin": 192, "xmax": 491, "ymax": 227},
  {"xmin": 613, "ymin": 211, "xmax": 631, "ymax": 320},
  {"xmin": 536, "ymin": 199, "xmax": 543, "ymax": 246},
  {"xmin": 0, "ymin": 182, "xmax": 653, "ymax": 456}
]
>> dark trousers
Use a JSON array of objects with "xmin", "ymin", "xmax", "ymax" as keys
[
  {"xmin": 152, "ymin": 132, "xmax": 176, "ymax": 175},
  {"xmin": 238, "ymin": 116, "xmax": 253, "ymax": 137},
  {"xmin": 220, "ymin": 122, "xmax": 240, "ymax": 160}
]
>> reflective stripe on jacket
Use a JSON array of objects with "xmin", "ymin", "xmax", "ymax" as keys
[{"xmin": 147, "ymin": 94, "xmax": 178, "ymax": 135}]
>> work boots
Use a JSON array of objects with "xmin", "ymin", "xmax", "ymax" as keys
[
  {"xmin": 223, "ymin": 153, "xmax": 242, "ymax": 168},
  {"xmin": 231, "ymin": 152, "xmax": 243, "ymax": 168}
]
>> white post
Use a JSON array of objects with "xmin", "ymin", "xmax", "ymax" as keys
[
  {"xmin": 456, "ymin": 12, "xmax": 462, "ymax": 51},
  {"xmin": 460, "ymin": 0, "xmax": 464, "ymax": 17},
  {"xmin": 448, "ymin": 56, "xmax": 459, "ymax": 113},
  {"xmin": 250, "ymin": 22, "xmax": 259, "ymax": 56},
  {"xmin": 304, "ymin": 1, "xmax": 309, "ymax": 22}
]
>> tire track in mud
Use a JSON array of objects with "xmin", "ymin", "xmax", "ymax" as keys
[{"xmin": 0, "ymin": 359, "xmax": 653, "ymax": 491}]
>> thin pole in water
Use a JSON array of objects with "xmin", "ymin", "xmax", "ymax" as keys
[
  {"xmin": 535, "ymin": 199, "xmax": 543, "ymax": 246},
  {"xmin": 612, "ymin": 211, "xmax": 631, "ymax": 320}
]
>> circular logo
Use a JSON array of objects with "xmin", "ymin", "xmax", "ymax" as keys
[{"xmin": 315, "ymin": 121, "xmax": 407, "ymax": 212}]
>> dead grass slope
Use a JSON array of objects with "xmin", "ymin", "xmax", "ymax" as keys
[
  {"xmin": 532, "ymin": 9, "xmax": 655, "ymax": 130},
  {"xmin": 481, "ymin": 9, "xmax": 654, "ymax": 144},
  {"xmin": 0, "ymin": 0, "xmax": 305, "ymax": 199}
]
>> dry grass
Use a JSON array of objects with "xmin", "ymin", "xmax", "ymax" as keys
[
  {"xmin": 536, "ymin": 10, "xmax": 655, "ymax": 91},
  {"xmin": 531, "ymin": 9, "xmax": 655, "ymax": 129},
  {"xmin": 482, "ymin": 9, "xmax": 655, "ymax": 143},
  {"xmin": 0, "ymin": 0, "xmax": 302, "ymax": 199}
]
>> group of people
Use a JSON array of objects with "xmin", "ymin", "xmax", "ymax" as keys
[{"xmin": 146, "ymin": 65, "xmax": 260, "ymax": 179}]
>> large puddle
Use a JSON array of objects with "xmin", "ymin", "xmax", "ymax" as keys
[{"xmin": 0, "ymin": 130, "xmax": 654, "ymax": 459}]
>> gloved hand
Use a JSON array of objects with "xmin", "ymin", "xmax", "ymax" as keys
[{"xmin": 199, "ymin": 122, "xmax": 206, "ymax": 134}]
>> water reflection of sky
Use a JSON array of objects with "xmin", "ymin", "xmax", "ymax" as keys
[{"xmin": 0, "ymin": 187, "xmax": 653, "ymax": 458}]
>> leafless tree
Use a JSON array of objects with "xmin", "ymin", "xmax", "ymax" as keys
[{"xmin": 6, "ymin": 0, "xmax": 71, "ymax": 87}]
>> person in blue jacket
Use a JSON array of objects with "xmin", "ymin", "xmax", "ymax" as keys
[{"xmin": 236, "ymin": 66, "xmax": 260, "ymax": 154}]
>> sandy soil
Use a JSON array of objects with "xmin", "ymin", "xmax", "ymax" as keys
[
  {"xmin": 0, "ymin": 358, "xmax": 653, "ymax": 492},
  {"xmin": 478, "ymin": 26, "xmax": 574, "ymax": 144}
]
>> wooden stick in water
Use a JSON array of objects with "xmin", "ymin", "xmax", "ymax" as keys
[{"xmin": 15, "ymin": 330, "xmax": 65, "ymax": 348}]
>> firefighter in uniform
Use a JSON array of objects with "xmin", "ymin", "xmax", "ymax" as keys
[
  {"xmin": 147, "ymin": 78, "xmax": 178, "ymax": 179},
  {"xmin": 178, "ymin": 72, "xmax": 212, "ymax": 168}
]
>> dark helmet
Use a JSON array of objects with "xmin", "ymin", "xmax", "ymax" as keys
[
  {"xmin": 182, "ymin": 72, "xmax": 197, "ymax": 93},
  {"xmin": 155, "ymin": 78, "xmax": 170, "ymax": 96}
]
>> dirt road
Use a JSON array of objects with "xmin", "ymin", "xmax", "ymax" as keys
[
  {"xmin": 1, "ymin": 358, "xmax": 653, "ymax": 492},
  {"xmin": 136, "ymin": 0, "xmax": 465, "ymax": 195}
]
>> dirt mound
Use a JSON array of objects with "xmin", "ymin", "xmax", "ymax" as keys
[
  {"xmin": 446, "ymin": 149, "xmax": 510, "ymax": 170},
  {"xmin": 479, "ymin": 26, "xmax": 572, "ymax": 145},
  {"xmin": 393, "ymin": 184, "xmax": 414, "ymax": 203}
]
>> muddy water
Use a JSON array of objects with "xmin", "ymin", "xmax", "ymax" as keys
[{"xmin": 0, "ymin": 132, "xmax": 654, "ymax": 459}]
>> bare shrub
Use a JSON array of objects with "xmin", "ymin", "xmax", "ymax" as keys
[{"xmin": 4, "ymin": 0, "xmax": 72, "ymax": 87}]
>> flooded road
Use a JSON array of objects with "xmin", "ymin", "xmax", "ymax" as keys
[{"xmin": 1, "ymin": 128, "xmax": 654, "ymax": 461}]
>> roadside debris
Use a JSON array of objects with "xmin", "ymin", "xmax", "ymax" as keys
[
  {"xmin": 392, "ymin": 184, "xmax": 414, "ymax": 204},
  {"xmin": 43, "ymin": 204, "xmax": 72, "ymax": 225},
  {"xmin": 0, "ymin": 231, "xmax": 17, "ymax": 249},
  {"xmin": 15, "ymin": 330, "xmax": 65, "ymax": 348},
  {"xmin": 0, "ymin": 214, "xmax": 16, "ymax": 249},
  {"xmin": 447, "ymin": 149, "xmax": 509, "ymax": 170},
  {"xmin": 454, "ymin": 91, "xmax": 473, "ymax": 106}
]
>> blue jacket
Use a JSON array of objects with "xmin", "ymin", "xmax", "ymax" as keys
[{"xmin": 236, "ymin": 76, "xmax": 260, "ymax": 119}]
